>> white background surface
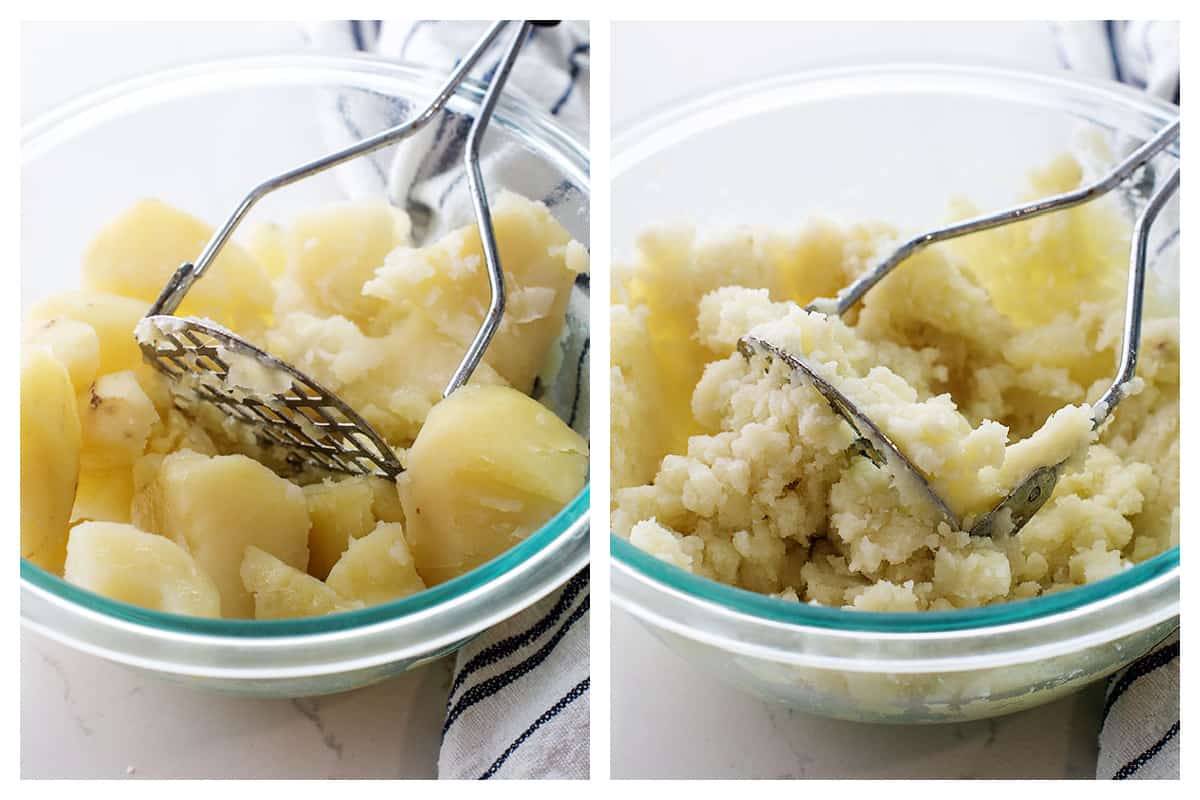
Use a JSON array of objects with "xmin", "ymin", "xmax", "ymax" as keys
[
  {"xmin": 610, "ymin": 20, "xmax": 1116, "ymax": 780},
  {"xmin": 21, "ymin": 20, "xmax": 453, "ymax": 780}
]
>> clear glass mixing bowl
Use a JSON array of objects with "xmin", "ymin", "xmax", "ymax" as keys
[
  {"xmin": 611, "ymin": 64, "xmax": 1178, "ymax": 723},
  {"xmin": 22, "ymin": 54, "xmax": 589, "ymax": 697}
]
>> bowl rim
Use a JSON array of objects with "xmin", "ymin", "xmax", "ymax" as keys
[
  {"xmin": 21, "ymin": 52, "xmax": 591, "ymax": 645},
  {"xmin": 610, "ymin": 61, "xmax": 1180, "ymax": 637}
]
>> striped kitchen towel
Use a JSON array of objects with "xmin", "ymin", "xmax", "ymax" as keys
[
  {"xmin": 1096, "ymin": 631, "xmax": 1180, "ymax": 780},
  {"xmin": 303, "ymin": 20, "xmax": 591, "ymax": 780},
  {"xmin": 1054, "ymin": 19, "xmax": 1179, "ymax": 781},
  {"xmin": 439, "ymin": 569, "xmax": 590, "ymax": 779},
  {"xmin": 1051, "ymin": 20, "xmax": 1179, "ymax": 103}
]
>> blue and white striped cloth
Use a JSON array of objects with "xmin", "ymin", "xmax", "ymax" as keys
[
  {"xmin": 304, "ymin": 20, "xmax": 590, "ymax": 780},
  {"xmin": 1055, "ymin": 20, "xmax": 1179, "ymax": 782}
]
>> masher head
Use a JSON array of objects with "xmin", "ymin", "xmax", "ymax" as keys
[
  {"xmin": 737, "ymin": 334, "xmax": 960, "ymax": 529},
  {"xmin": 137, "ymin": 314, "xmax": 402, "ymax": 480}
]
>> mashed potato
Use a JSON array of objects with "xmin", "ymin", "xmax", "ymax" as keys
[{"xmin": 612, "ymin": 156, "xmax": 1179, "ymax": 610}]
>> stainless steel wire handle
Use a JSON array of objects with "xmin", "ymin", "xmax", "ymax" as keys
[
  {"xmin": 443, "ymin": 20, "xmax": 533, "ymax": 396},
  {"xmin": 811, "ymin": 119, "xmax": 1181, "ymax": 317},
  {"xmin": 1093, "ymin": 163, "xmax": 1180, "ymax": 422}
]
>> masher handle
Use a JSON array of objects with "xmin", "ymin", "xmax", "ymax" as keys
[
  {"xmin": 149, "ymin": 20, "xmax": 511, "ymax": 317},
  {"xmin": 812, "ymin": 119, "xmax": 1180, "ymax": 318}
]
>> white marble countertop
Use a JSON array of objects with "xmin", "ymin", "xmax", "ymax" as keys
[
  {"xmin": 611, "ymin": 610, "xmax": 1104, "ymax": 779},
  {"xmin": 21, "ymin": 629, "xmax": 452, "ymax": 779}
]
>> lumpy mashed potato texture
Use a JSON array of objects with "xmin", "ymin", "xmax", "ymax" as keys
[
  {"xmin": 612, "ymin": 156, "xmax": 1179, "ymax": 610},
  {"xmin": 22, "ymin": 192, "xmax": 588, "ymax": 619}
]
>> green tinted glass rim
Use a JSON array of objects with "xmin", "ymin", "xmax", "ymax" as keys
[
  {"xmin": 612, "ymin": 533, "xmax": 1178, "ymax": 633},
  {"xmin": 22, "ymin": 486, "xmax": 587, "ymax": 638}
]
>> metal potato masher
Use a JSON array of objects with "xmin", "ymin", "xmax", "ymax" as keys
[{"xmin": 137, "ymin": 21, "xmax": 548, "ymax": 481}]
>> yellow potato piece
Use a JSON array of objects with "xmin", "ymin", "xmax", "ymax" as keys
[
  {"xmin": 145, "ymin": 408, "xmax": 218, "ymax": 456},
  {"xmin": 948, "ymin": 155, "xmax": 1129, "ymax": 328},
  {"xmin": 21, "ymin": 350, "xmax": 82, "ymax": 573},
  {"xmin": 22, "ymin": 317, "xmax": 100, "ymax": 391},
  {"xmin": 241, "ymin": 545, "xmax": 362, "ymax": 620},
  {"xmin": 245, "ymin": 222, "xmax": 288, "ymax": 279},
  {"xmin": 326, "ymin": 521, "xmax": 426, "ymax": 605},
  {"xmin": 133, "ymin": 450, "xmax": 311, "ymax": 618},
  {"xmin": 71, "ymin": 467, "xmax": 135, "ymax": 524},
  {"xmin": 401, "ymin": 385, "xmax": 588, "ymax": 585},
  {"xmin": 64, "ymin": 521, "xmax": 221, "ymax": 617},
  {"xmin": 28, "ymin": 290, "xmax": 147, "ymax": 376},
  {"xmin": 303, "ymin": 477, "xmax": 377, "ymax": 580},
  {"xmin": 365, "ymin": 192, "xmax": 581, "ymax": 392},
  {"xmin": 77, "ymin": 370, "xmax": 160, "ymax": 470},
  {"xmin": 280, "ymin": 202, "xmax": 410, "ymax": 324},
  {"xmin": 81, "ymin": 199, "xmax": 274, "ymax": 335},
  {"xmin": 369, "ymin": 476, "xmax": 406, "ymax": 524}
]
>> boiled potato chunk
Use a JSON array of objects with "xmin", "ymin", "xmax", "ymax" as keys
[
  {"xmin": 145, "ymin": 408, "xmax": 218, "ymax": 456},
  {"xmin": 241, "ymin": 546, "xmax": 363, "ymax": 620},
  {"xmin": 303, "ymin": 477, "xmax": 377, "ymax": 580},
  {"xmin": 21, "ymin": 350, "xmax": 82, "ymax": 573},
  {"xmin": 22, "ymin": 318, "xmax": 100, "ymax": 391},
  {"xmin": 133, "ymin": 450, "xmax": 311, "ymax": 618},
  {"xmin": 27, "ymin": 291, "xmax": 147, "ymax": 376},
  {"xmin": 82, "ymin": 199, "xmax": 274, "ymax": 335},
  {"xmin": 401, "ymin": 385, "xmax": 588, "ymax": 585},
  {"xmin": 71, "ymin": 467, "xmax": 135, "ymax": 524},
  {"xmin": 77, "ymin": 370, "xmax": 160, "ymax": 470},
  {"xmin": 369, "ymin": 476, "xmax": 406, "ymax": 524},
  {"xmin": 245, "ymin": 222, "xmax": 288, "ymax": 279},
  {"xmin": 326, "ymin": 521, "xmax": 426, "ymax": 605},
  {"xmin": 64, "ymin": 521, "xmax": 221, "ymax": 617},
  {"xmin": 365, "ymin": 192, "xmax": 584, "ymax": 392},
  {"xmin": 278, "ymin": 202, "xmax": 410, "ymax": 324}
]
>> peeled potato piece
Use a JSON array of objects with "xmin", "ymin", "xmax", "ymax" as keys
[
  {"xmin": 401, "ymin": 384, "xmax": 588, "ymax": 585},
  {"xmin": 82, "ymin": 199, "xmax": 274, "ymax": 336},
  {"xmin": 245, "ymin": 222, "xmax": 288, "ymax": 279},
  {"xmin": 326, "ymin": 521, "xmax": 426, "ymax": 605},
  {"xmin": 145, "ymin": 408, "xmax": 218, "ymax": 457},
  {"xmin": 21, "ymin": 350, "xmax": 83, "ymax": 573},
  {"xmin": 27, "ymin": 291, "xmax": 147, "ymax": 376},
  {"xmin": 303, "ymin": 477, "xmax": 377, "ymax": 580},
  {"xmin": 369, "ymin": 476, "xmax": 406, "ymax": 524},
  {"xmin": 77, "ymin": 370, "xmax": 160, "ymax": 470},
  {"xmin": 22, "ymin": 318, "xmax": 100, "ymax": 391},
  {"xmin": 279, "ymin": 202, "xmax": 410, "ymax": 324},
  {"xmin": 133, "ymin": 451, "xmax": 311, "ymax": 618},
  {"xmin": 64, "ymin": 521, "xmax": 221, "ymax": 617},
  {"xmin": 241, "ymin": 546, "xmax": 362, "ymax": 620},
  {"xmin": 71, "ymin": 467, "xmax": 135, "ymax": 524}
]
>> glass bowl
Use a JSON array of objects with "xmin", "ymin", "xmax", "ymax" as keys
[
  {"xmin": 611, "ymin": 64, "xmax": 1178, "ymax": 723},
  {"xmin": 21, "ymin": 54, "xmax": 589, "ymax": 697}
]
